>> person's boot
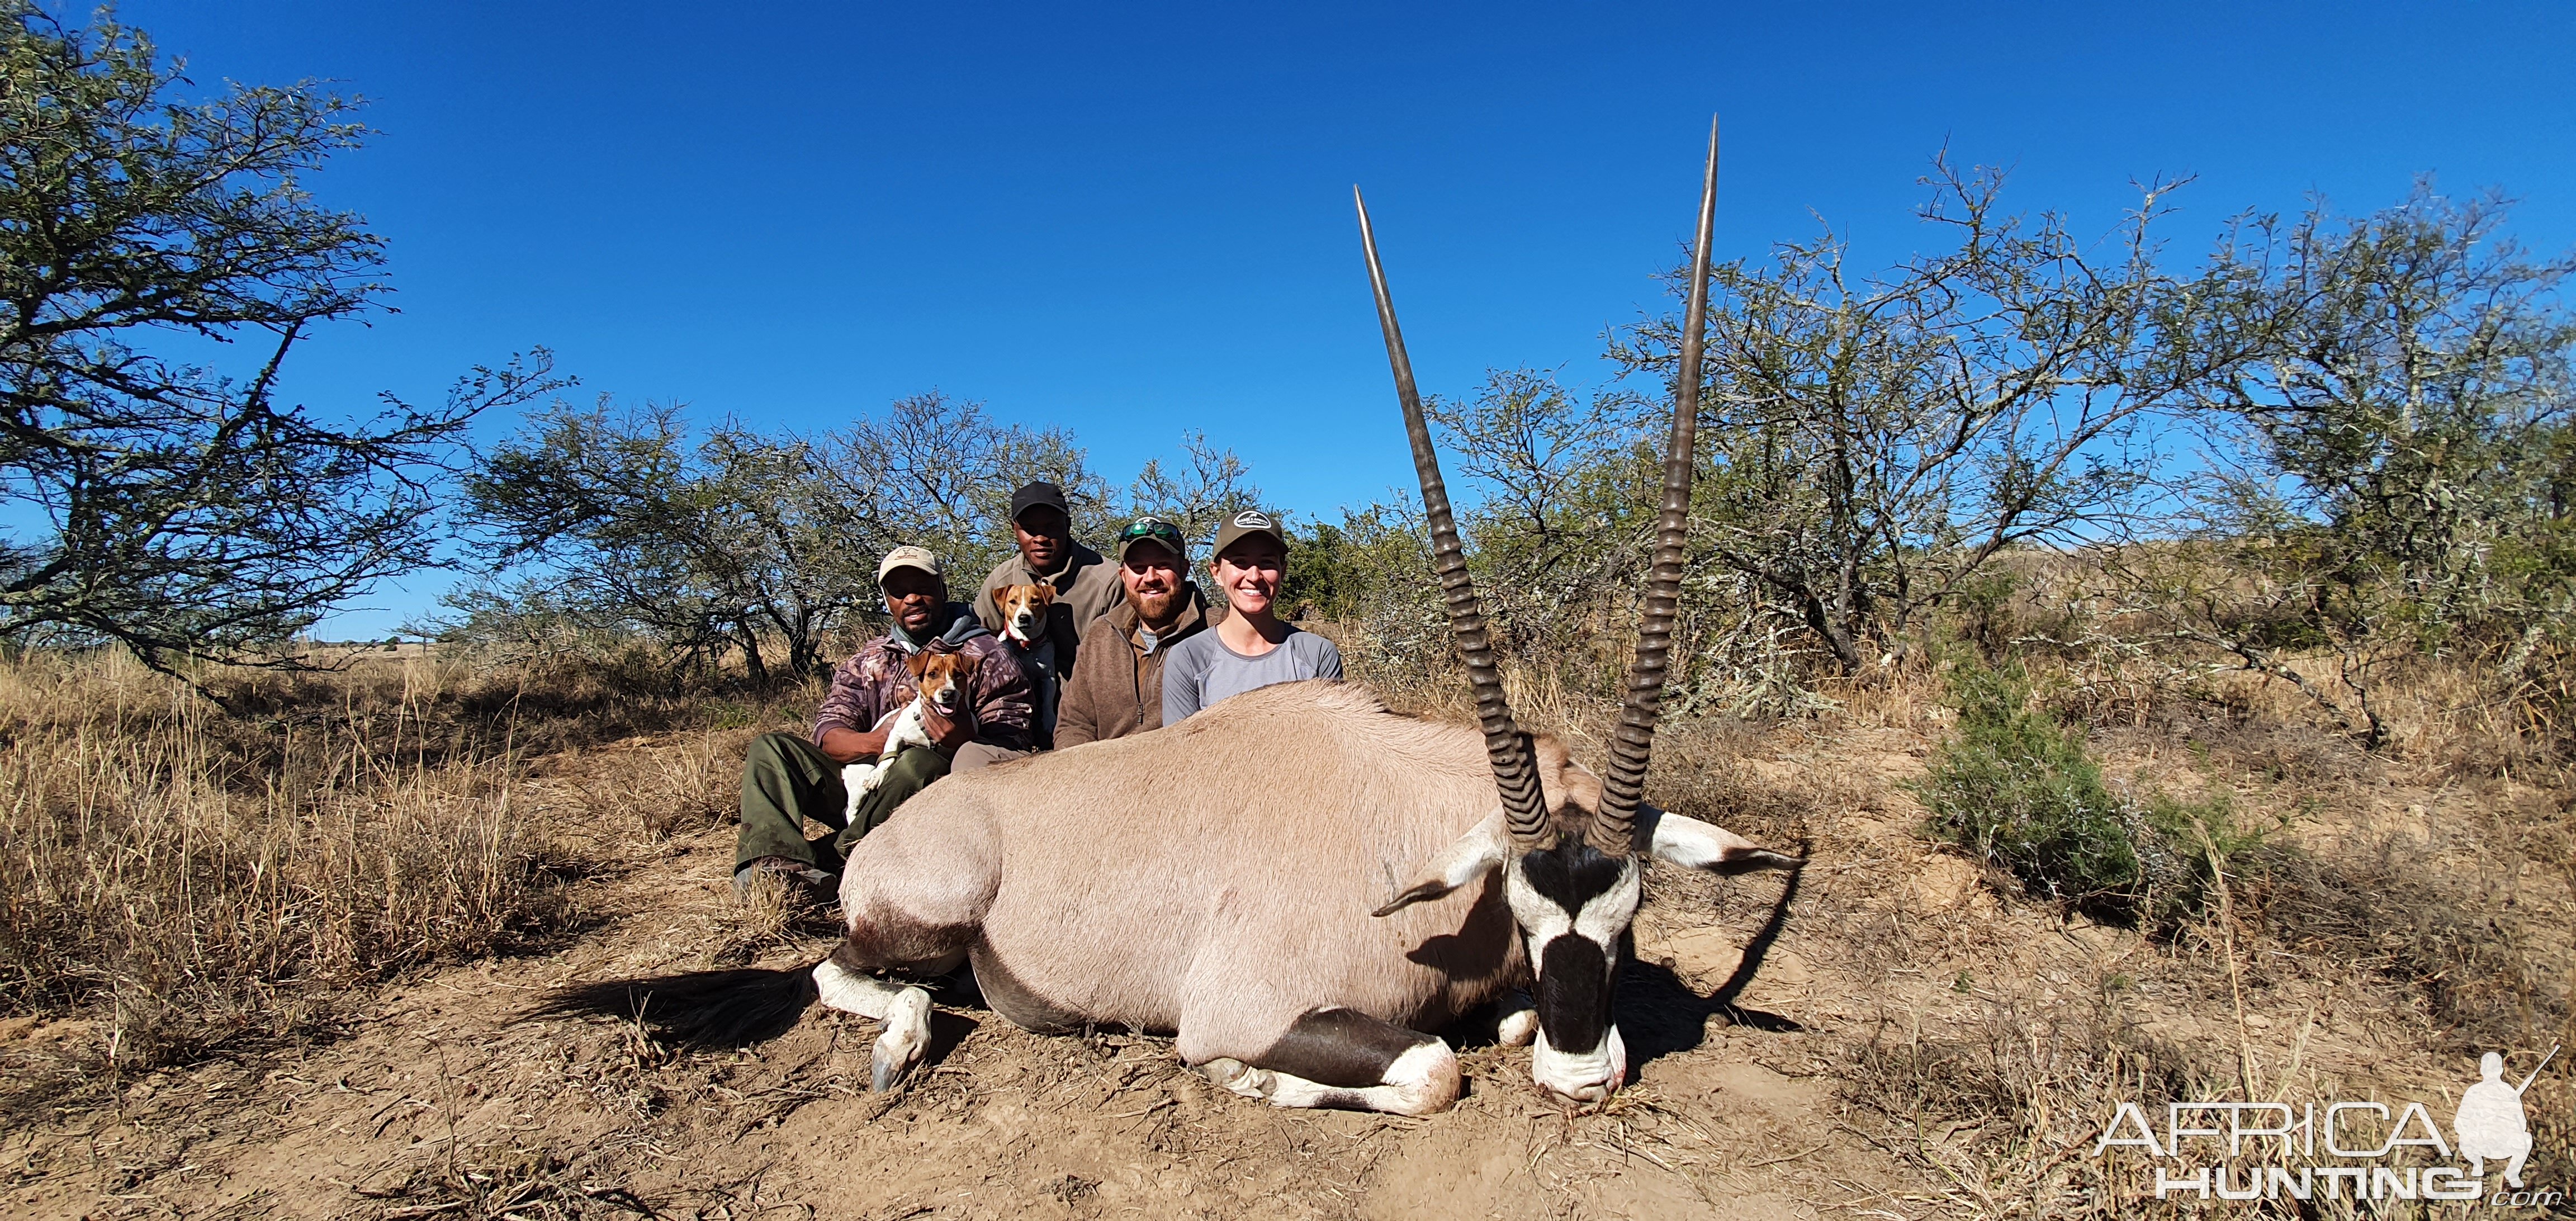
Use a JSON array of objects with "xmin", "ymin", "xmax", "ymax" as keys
[{"xmin": 733, "ymin": 855, "xmax": 839, "ymax": 908}]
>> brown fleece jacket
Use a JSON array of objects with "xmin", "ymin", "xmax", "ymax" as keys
[{"xmin": 1053, "ymin": 582, "xmax": 1219, "ymax": 748}]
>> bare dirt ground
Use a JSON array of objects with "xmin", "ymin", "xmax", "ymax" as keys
[{"xmin": 4, "ymin": 699, "xmax": 2569, "ymax": 1219}]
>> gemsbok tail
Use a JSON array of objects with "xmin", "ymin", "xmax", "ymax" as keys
[{"xmin": 524, "ymin": 961, "xmax": 822, "ymax": 1045}]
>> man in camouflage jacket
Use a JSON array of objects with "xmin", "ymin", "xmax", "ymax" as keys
[{"xmin": 732, "ymin": 546, "xmax": 1034, "ymax": 901}]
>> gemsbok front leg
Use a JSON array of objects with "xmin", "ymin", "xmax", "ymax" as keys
[
  {"xmin": 810, "ymin": 944, "xmax": 946, "ymax": 1092},
  {"xmin": 1190, "ymin": 1006, "xmax": 1461, "ymax": 1116},
  {"xmin": 816, "ymin": 807, "xmax": 996, "ymax": 1092}
]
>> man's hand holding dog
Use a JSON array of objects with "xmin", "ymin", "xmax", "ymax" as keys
[
  {"xmin": 820, "ymin": 706, "xmax": 909, "ymax": 764},
  {"xmin": 818, "ymin": 726, "xmax": 883, "ymax": 764}
]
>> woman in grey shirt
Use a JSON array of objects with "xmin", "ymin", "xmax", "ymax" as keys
[{"xmin": 1163, "ymin": 509, "xmax": 1344, "ymax": 723}]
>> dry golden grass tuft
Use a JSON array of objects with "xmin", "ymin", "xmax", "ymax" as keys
[
  {"xmin": 557, "ymin": 730, "xmax": 746, "ymax": 842},
  {"xmin": 0, "ymin": 653, "xmax": 578, "ymax": 1073},
  {"xmin": 1797, "ymin": 652, "xmax": 2572, "ymax": 1217},
  {"xmin": 1386, "ymin": 577, "xmax": 2575, "ymax": 1218},
  {"xmin": 703, "ymin": 869, "xmax": 844, "ymax": 968}
]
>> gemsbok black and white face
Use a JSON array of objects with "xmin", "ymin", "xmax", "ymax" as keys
[
  {"xmin": 1377, "ymin": 792, "xmax": 1801, "ymax": 1102},
  {"xmin": 1507, "ymin": 837, "xmax": 1640, "ymax": 1099}
]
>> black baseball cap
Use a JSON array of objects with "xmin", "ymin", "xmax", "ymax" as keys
[{"xmin": 1010, "ymin": 481, "xmax": 1069, "ymax": 523}]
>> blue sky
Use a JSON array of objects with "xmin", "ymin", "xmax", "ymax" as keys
[{"xmin": 97, "ymin": 1, "xmax": 2576, "ymax": 636}]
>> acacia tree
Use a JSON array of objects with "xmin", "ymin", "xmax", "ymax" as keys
[
  {"xmin": 698, "ymin": 425, "xmax": 888, "ymax": 677},
  {"xmin": 453, "ymin": 399, "xmax": 884, "ymax": 681},
  {"xmin": 1124, "ymin": 429, "xmax": 1262, "ymax": 552},
  {"xmin": 446, "ymin": 400, "xmax": 721, "ymax": 668},
  {"xmin": 810, "ymin": 390, "xmax": 1105, "ymax": 580},
  {"xmin": 2105, "ymin": 185, "xmax": 2576, "ymax": 745},
  {"xmin": 1425, "ymin": 369, "xmax": 1650, "ymax": 656},
  {"xmin": 2199, "ymin": 187, "xmax": 2575, "ymax": 602},
  {"xmin": 452, "ymin": 392, "xmax": 1249, "ymax": 679},
  {"xmin": 1612, "ymin": 157, "xmax": 2213, "ymax": 674},
  {"xmin": 0, "ymin": 6, "xmax": 561, "ymax": 674}
]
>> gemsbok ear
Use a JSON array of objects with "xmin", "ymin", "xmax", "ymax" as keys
[
  {"xmin": 1372, "ymin": 811, "xmax": 1509, "ymax": 917},
  {"xmin": 1636, "ymin": 803, "xmax": 1805, "ymax": 874}
]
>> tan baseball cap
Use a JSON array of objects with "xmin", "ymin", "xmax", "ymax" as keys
[
  {"xmin": 876, "ymin": 545, "xmax": 944, "ymax": 584},
  {"xmin": 1210, "ymin": 508, "xmax": 1286, "ymax": 561}
]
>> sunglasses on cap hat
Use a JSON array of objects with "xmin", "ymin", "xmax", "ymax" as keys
[
  {"xmin": 1117, "ymin": 517, "xmax": 1183, "ymax": 546},
  {"xmin": 1115, "ymin": 517, "xmax": 1187, "ymax": 564}
]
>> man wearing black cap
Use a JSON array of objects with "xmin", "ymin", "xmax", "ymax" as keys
[{"xmin": 974, "ymin": 481, "xmax": 1121, "ymax": 745}]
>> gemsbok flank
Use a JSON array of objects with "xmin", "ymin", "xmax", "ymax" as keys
[{"xmin": 528, "ymin": 117, "xmax": 1801, "ymax": 1115}]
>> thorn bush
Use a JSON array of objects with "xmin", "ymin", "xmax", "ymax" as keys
[{"xmin": 1914, "ymin": 661, "xmax": 2253, "ymax": 929}]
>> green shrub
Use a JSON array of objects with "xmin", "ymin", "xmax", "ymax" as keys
[{"xmin": 1914, "ymin": 662, "xmax": 2261, "ymax": 929}]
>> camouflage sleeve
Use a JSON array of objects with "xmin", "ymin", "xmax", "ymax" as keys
[
  {"xmin": 966, "ymin": 638, "xmax": 1035, "ymax": 752},
  {"xmin": 811, "ymin": 654, "xmax": 882, "ymax": 744}
]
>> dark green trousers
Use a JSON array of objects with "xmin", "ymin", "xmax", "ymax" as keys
[{"xmin": 733, "ymin": 731, "xmax": 950, "ymax": 875}]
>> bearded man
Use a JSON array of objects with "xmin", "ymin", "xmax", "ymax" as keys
[{"xmin": 1052, "ymin": 516, "xmax": 1219, "ymax": 747}]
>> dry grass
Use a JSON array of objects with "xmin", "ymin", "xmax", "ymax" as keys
[
  {"xmin": 552, "ymin": 728, "xmax": 746, "ymax": 843},
  {"xmin": 0, "ymin": 649, "xmax": 802, "ymax": 1087},
  {"xmin": 1376, "ymin": 585, "xmax": 2575, "ymax": 1218},
  {"xmin": 0, "ymin": 653, "xmax": 579, "ymax": 1074},
  {"xmin": 1794, "ymin": 660, "xmax": 2573, "ymax": 1218},
  {"xmin": 704, "ymin": 870, "xmax": 841, "ymax": 968},
  {"xmin": 1839, "ymin": 992, "xmax": 2224, "ymax": 1215}
]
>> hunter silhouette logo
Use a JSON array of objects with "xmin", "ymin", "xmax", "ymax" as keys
[{"xmin": 2457, "ymin": 1045, "xmax": 2553, "ymax": 1189}]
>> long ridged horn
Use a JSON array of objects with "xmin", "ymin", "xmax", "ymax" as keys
[
  {"xmin": 1592, "ymin": 116, "xmax": 1719, "ymax": 856},
  {"xmin": 1356, "ymin": 186, "xmax": 1552, "ymax": 850}
]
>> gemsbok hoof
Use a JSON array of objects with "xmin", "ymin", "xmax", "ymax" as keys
[
  {"xmin": 868, "ymin": 1049, "xmax": 909, "ymax": 1093},
  {"xmin": 869, "ymin": 987, "xmax": 933, "ymax": 1092}
]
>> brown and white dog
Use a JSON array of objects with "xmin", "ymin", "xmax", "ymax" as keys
[
  {"xmin": 993, "ymin": 583, "xmax": 1060, "ymax": 743},
  {"xmin": 842, "ymin": 649, "xmax": 974, "ymax": 818},
  {"xmin": 993, "ymin": 583, "xmax": 1055, "ymax": 650}
]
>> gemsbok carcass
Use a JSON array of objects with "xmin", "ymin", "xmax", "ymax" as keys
[{"xmin": 531, "ymin": 118, "xmax": 1800, "ymax": 1115}]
